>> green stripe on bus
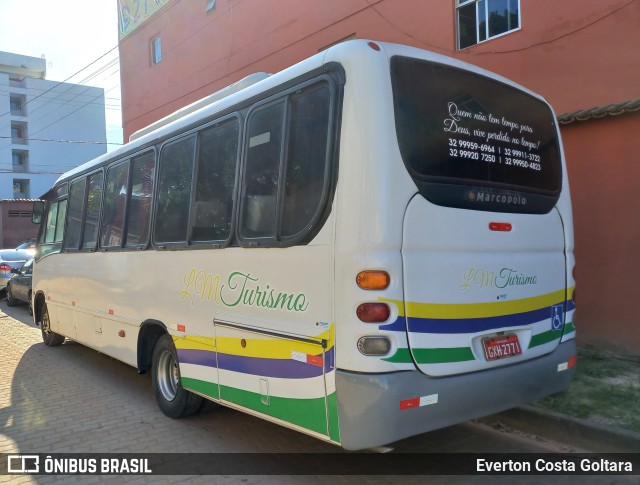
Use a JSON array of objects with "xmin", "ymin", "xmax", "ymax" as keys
[
  {"xmin": 383, "ymin": 348, "xmax": 413, "ymax": 363},
  {"xmin": 182, "ymin": 376, "xmax": 329, "ymax": 435},
  {"xmin": 220, "ymin": 385, "xmax": 328, "ymax": 435},
  {"xmin": 182, "ymin": 376, "xmax": 219, "ymax": 399},
  {"xmin": 563, "ymin": 321, "xmax": 575, "ymax": 335},
  {"xmin": 528, "ymin": 329, "xmax": 562, "ymax": 348},
  {"xmin": 383, "ymin": 347, "xmax": 475, "ymax": 364}
]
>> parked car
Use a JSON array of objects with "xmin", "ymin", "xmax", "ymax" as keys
[
  {"xmin": 6, "ymin": 258, "xmax": 33, "ymax": 314},
  {"xmin": 0, "ymin": 249, "xmax": 31, "ymax": 291},
  {"xmin": 15, "ymin": 238, "xmax": 36, "ymax": 256}
]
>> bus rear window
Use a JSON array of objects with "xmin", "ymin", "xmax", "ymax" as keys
[{"xmin": 391, "ymin": 56, "xmax": 562, "ymax": 214}]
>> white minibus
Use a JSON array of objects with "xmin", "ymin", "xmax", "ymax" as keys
[{"xmin": 32, "ymin": 40, "xmax": 576, "ymax": 450}]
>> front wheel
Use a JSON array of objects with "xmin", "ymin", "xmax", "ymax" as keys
[
  {"xmin": 151, "ymin": 334, "xmax": 203, "ymax": 418},
  {"xmin": 40, "ymin": 301, "xmax": 65, "ymax": 346}
]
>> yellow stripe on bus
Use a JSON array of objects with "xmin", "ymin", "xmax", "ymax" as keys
[
  {"xmin": 382, "ymin": 288, "xmax": 572, "ymax": 320},
  {"xmin": 175, "ymin": 327, "xmax": 334, "ymax": 359}
]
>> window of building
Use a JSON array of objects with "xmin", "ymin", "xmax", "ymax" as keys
[
  {"xmin": 10, "ymin": 94, "xmax": 26, "ymax": 115},
  {"xmin": 12, "ymin": 150, "xmax": 28, "ymax": 172},
  {"xmin": 13, "ymin": 179, "xmax": 30, "ymax": 199},
  {"xmin": 9, "ymin": 76, "xmax": 26, "ymax": 88},
  {"xmin": 457, "ymin": 0, "xmax": 520, "ymax": 49},
  {"xmin": 151, "ymin": 36, "xmax": 162, "ymax": 65},
  {"xmin": 11, "ymin": 122, "xmax": 28, "ymax": 144}
]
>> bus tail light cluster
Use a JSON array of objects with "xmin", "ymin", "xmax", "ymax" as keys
[{"xmin": 356, "ymin": 270, "xmax": 392, "ymax": 355}]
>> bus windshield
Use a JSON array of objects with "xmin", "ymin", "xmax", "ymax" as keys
[{"xmin": 391, "ymin": 56, "xmax": 562, "ymax": 214}]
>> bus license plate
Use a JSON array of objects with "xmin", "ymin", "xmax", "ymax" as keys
[{"xmin": 482, "ymin": 334, "xmax": 522, "ymax": 361}]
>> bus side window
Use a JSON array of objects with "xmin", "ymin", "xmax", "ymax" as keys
[
  {"xmin": 240, "ymin": 81, "xmax": 333, "ymax": 245},
  {"xmin": 281, "ymin": 85, "xmax": 330, "ymax": 238},
  {"xmin": 193, "ymin": 119, "xmax": 239, "ymax": 243},
  {"xmin": 40, "ymin": 188, "xmax": 68, "ymax": 256},
  {"xmin": 65, "ymin": 178, "xmax": 86, "ymax": 250},
  {"xmin": 44, "ymin": 201, "xmax": 60, "ymax": 244},
  {"xmin": 101, "ymin": 161, "xmax": 130, "ymax": 248},
  {"xmin": 155, "ymin": 136, "xmax": 196, "ymax": 244},
  {"xmin": 81, "ymin": 172, "xmax": 104, "ymax": 250},
  {"xmin": 125, "ymin": 152, "xmax": 155, "ymax": 248},
  {"xmin": 54, "ymin": 200, "xmax": 67, "ymax": 243},
  {"xmin": 241, "ymin": 101, "xmax": 285, "ymax": 240}
]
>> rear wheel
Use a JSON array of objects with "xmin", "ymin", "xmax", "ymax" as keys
[
  {"xmin": 40, "ymin": 301, "xmax": 65, "ymax": 346},
  {"xmin": 151, "ymin": 334, "xmax": 203, "ymax": 418}
]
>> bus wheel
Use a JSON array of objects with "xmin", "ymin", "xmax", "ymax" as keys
[
  {"xmin": 151, "ymin": 334, "xmax": 203, "ymax": 418},
  {"xmin": 40, "ymin": 302, "xmax": 65, "ymax": 346}
]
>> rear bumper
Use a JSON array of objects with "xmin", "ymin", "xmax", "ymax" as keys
[{"xmin": 335, "ymin": 340, "xmax": 576, "ymax": 450}]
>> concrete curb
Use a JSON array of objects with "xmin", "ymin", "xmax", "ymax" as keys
[{"xmin": 483, "ymin": 405, "xmax": 640, "ymax": 453}]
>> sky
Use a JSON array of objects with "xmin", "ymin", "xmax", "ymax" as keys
[{"xmin": 0, "ymin": 0, "xmax": 123, "ymax": 151}]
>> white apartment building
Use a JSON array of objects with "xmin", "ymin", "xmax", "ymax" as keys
[{"xmin": 0, "ymin": 51, "xmax": 106, "ymax": 199}]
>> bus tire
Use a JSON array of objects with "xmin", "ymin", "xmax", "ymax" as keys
[
  {"xmin": 40, "ymin": 301, "xmax": 65, "ymax": 346},
  {"xmin": 151, "ymin": 333, "xmax": 203, "ymax": 418}
]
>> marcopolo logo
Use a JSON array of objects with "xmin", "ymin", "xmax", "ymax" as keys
[{"xmin": 467, "ymin": 190, "xmax": 527, "ymax": 207}]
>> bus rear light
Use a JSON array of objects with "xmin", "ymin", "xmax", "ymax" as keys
[
  {"xmin": 489, "ymin": 222, "xmax": 512, "ymax": 232},
  {"xmin": 356, "ymin": 303, "xmax": 390, "ymax": 323},
  {"xmin": 357, "ymin": 336, "xmax": 391, "ymax": 356},
  {"xmin": 356, "ymin": 270, "xmax": 390, "ymax": 290}
]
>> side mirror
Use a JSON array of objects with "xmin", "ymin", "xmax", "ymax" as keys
[
  {"xmin": 10, "ymin": 267, "xmax": 19, "ymax": 274},
  {"xmin": 32, "ymin": 200, "xmax": 45, "ymax": 224}
]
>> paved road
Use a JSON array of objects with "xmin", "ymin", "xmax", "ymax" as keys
[{"xmin": 0, "ymin": 300, "xmax": 635, "ymax": 484}]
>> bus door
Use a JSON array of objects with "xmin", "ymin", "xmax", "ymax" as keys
[{"xmin": 401, "ymin": 199, "xmax": 567, "ymax": 377}]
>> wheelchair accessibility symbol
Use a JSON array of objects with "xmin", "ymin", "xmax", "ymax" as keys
[{"xmin": 551, "ymin": 304, "xmax": 564, "ymax": 330}]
